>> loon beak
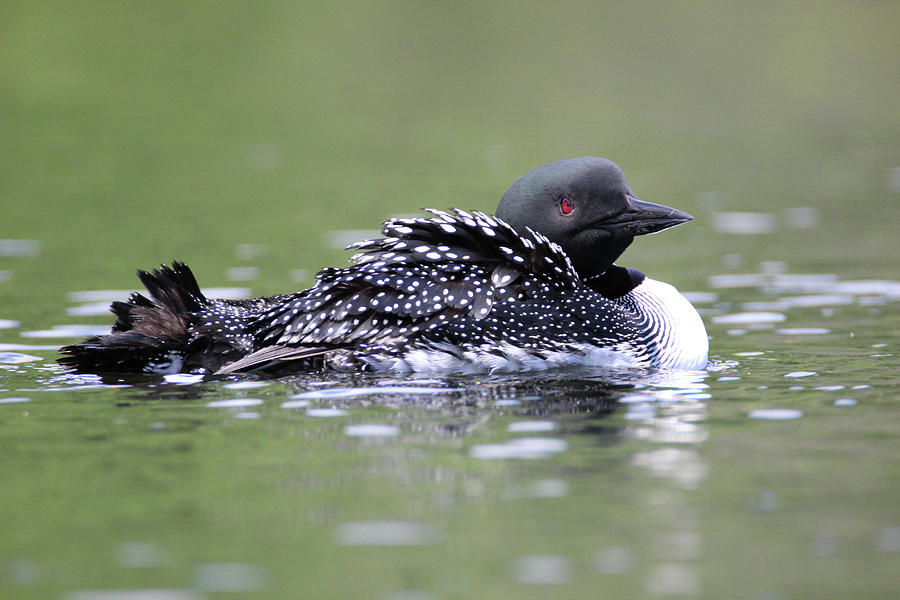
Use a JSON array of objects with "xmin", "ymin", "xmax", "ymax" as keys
[{"xmin": 606, "ymin": 195, "xmax": 694, "ymax": 236}]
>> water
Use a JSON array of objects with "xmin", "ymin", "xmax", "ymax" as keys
[{"xmin": 2, "ymin": 2, "xmax": 899, "ymax": 599}]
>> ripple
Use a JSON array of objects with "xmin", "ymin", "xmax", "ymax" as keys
[
  {"xmin": 206, "ymin": 398, "xmax": 263, "ymax": 408},
  {"xmin": 0, "ymin": 352, "xmax": 41, "ymax": 364},
  {"xmin": 195, "ymin": 562, "xmax": 266, "ymax": 592},
  {"xmin": 226, "ymin": 266, "xmax": 259, "ymax": 281},
  {"xmin": 507, "ymin": 420, "xmax": 556, "ymax": 433},
  {"xmin": 511, "ymin": 554, "xmax": 572, "ymax": 585},
  {"xmin": 784, "ymin": 371, "xmax": 818, "ymax": 378},
  {"xmin": 305, "ymin": 407, "xmax": 349, "ymax": 417},
  {"xmin": 64, "ymin": 591, "xmax": 201, "ymax": 600},
  {"xmin": 344, "ymin": 424, "xmax": 400, "ymax": 437},
  {"xmin": 0, "ymin": 238, "xmax": 41, "ymax": 257},
  {"xmin": 223, "ymin": 381, "xmax": 269, "ymax": 390},
  {"xmin": 712, "ymin": 312, "xmax": 786, "ymax": 325},
  {"xmin": 336, "ymin": 521, "xmax": 439, "ymax": 546},
  {"xmin": 0, "ymin": 397, "xmax": 30, "ymax": 404},
  {"xmin": 291, "ymin": 386, "xmax": 460, "ymax": 399},
  {"xmin": 281, "ymin": 399, "xmax": 310, "ymax": 408},
  {"xmin": 470, "ymin": 437, "xmax": 568, "ymax": 460},
  {"xmin": 163, "ymin": 373, "xmax": 204, "ymax": 384},
  {"xmin": 748, "ymin": 408, "xmax": 804, "ymax": 420},
  {"xmin": 712, "ymin": 212, "xmax": 777, "ymax": 234},
  {"xmin": 20, "ymin": 324, "xmax": 109, "ymax": 338},
  {"xmin": 776, "ymin": 328, "xmax": 831, "ymax": 335}
]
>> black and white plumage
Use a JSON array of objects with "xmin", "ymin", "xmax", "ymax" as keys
[{"xmin": 58, "ymin": 157, "xmax": 709, "ymax": 376}]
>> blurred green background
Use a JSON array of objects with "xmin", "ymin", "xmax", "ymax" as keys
[
  {"xmin": 3, "ymin": 1, "xmax": 898, "ymax": 311},
  {"xmin": 2, "ymin": 3, "xmax": 899, "ymax": 599}
]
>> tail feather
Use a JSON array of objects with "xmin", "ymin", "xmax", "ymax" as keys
[{"xmin": 58, "ymin": 262, "xmax": 210, "ymax": 373}]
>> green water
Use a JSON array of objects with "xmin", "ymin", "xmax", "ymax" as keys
[{"xmin": 2, "ymin": 2, "xmax": 898, "ymax": 598}]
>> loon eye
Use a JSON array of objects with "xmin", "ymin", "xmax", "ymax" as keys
[{"xmin": 559, "ymin": 197, "xmax": 574, "ymax": 215}]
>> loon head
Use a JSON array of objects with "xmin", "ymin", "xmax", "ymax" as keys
[{"xmin": 496, "ymin": 157, "xmax": 693, "ymax": 278}]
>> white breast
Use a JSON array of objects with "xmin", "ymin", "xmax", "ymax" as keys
[{"xmin": 627, "ymin": 278, "xmax": 709, "ymax": 370}]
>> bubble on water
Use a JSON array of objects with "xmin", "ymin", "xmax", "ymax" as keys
[
  {"xmin": 507, "ymin": 420, "xmax": 556, "ymax": 433},
  {"xmin": 306, "ymin": 408, "xmax": 349, "ymax": 417},
  {"xmin": 511, "ymin": 554, "xmax": 572, "ymax": 585},
  {"xmin": 749, "ymin": 408, "xmax": 804, "ymax": 420},
  {"xmin": 712, "ymin": 212, "xmax": 777, "ymax": 234},
  {"xmin": 223, "ymin": 381, "xmax": 269, "ymax": 390},
  {"xmin": 815, "ymin": 385, "xmax": 844, "ymax": 391},
  {"xmin": 834, "ymin": 398, "xmax": 857, "ymax": 407},
  {"xmin": 594, "ymin": 546, "xmax": 635, "ymax": 575},
  {"xmin": 712, "ymin": 312, "xmax": 786, "ymax": 325},
  {"xmin": 784, "ymin": 371, "xmax": 817, "ymax": 378},
  {"xmin": 470, "ymin": 438, "xmax": 567, "ymax": 460},
  {"xmin": 206, "ymin": 398, "xmax": 263, "ymax": 408},
  {"xmin": 717, "ymin": 376, "xmax": 741, "ymax": 382},
  {"xmin": 195, "ymin": 562, "xmax": 266, "ymax": 592},
  {"xmin": 336, "ymin": 521, "xmax": 439, "ymax": 546},
  {"xmin": 344, "ymin": 424, "xmax": 400, "ymax": 438}
]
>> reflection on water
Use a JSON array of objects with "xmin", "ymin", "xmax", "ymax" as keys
[{"xmin": 1, "ymin": 264, "xmax": 897, "ymax": 597}]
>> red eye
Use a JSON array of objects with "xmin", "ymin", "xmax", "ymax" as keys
[{"xmin": 559, "ymin": 197, "xmax": 574, "ymax": 215}]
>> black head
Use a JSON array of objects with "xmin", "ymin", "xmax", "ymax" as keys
[{"xmin": 496, "ymin": 157, "xmax": 692, "ymax": 278}]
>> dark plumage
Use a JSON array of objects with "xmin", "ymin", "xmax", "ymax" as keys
[{"xmin": 58, "ymin": 157, "xmax": 708, "ymax": 375}]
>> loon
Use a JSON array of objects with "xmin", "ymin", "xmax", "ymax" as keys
[{"xmin": 58, "ymin": 157, "xmax": 709, "ymax": 376}]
